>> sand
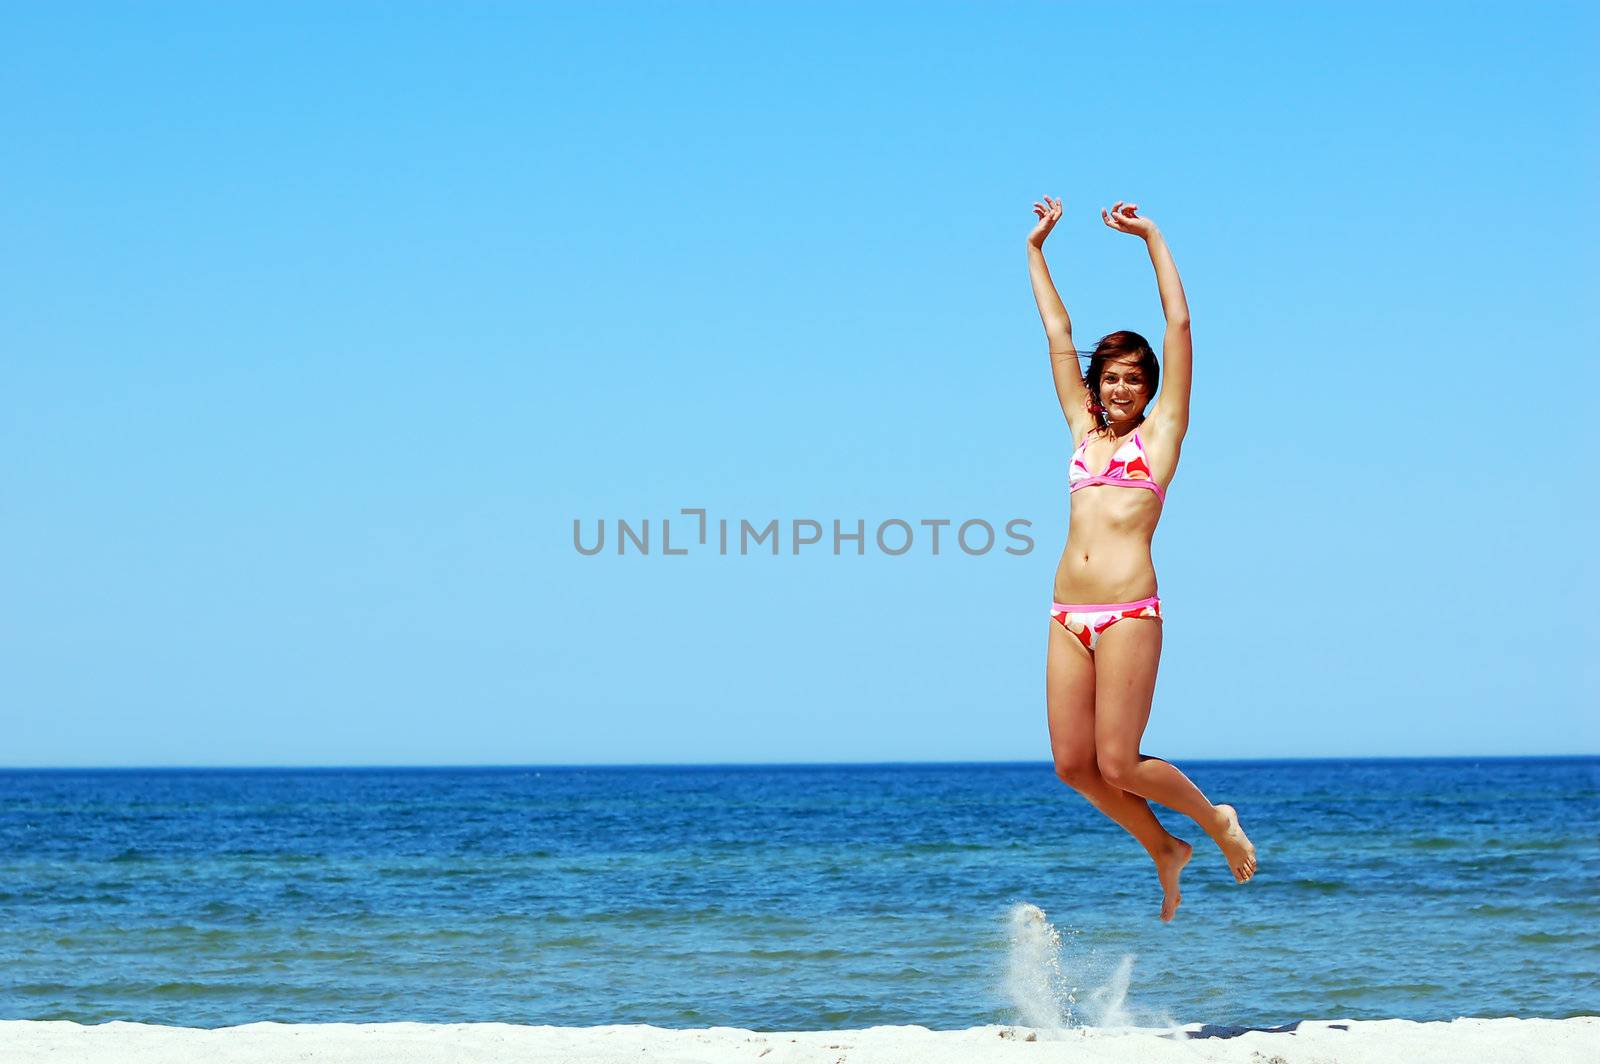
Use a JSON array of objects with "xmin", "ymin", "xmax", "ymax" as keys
[{"xmin": 1, "ymin": 1016, "xmax": 1596, "ymax": 1063}]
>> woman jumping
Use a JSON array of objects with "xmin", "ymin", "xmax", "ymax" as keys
[{"xmin": 1026, "ymin": 196, "xmax": 1257, "ymax": 922}]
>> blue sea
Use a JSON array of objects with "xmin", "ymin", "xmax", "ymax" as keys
[{"xmin": 1, "ymin": 758, "xmax": 1596, "ymax": 1030}]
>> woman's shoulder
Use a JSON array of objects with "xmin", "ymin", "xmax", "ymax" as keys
[{"xmin": 1136, "ymin": 411, "xmax": 1186, "ymax": 446}]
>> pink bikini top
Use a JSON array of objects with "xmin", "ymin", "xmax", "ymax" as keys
[{"xmin": 1069, "ymin": 428, "xmax": 1166, "ymax": 503}]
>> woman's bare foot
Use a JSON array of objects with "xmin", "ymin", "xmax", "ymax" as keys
[
  {"xmin": 1153, "ymin": 837, "xmax": 1192, "ymax": 922},
  {"xmin": 1209, "ymin": 804, "xmax": 1257, "ymax": 882}
]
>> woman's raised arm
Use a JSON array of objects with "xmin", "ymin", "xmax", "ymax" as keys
[
  {"xmin": 1104, "ymin": 202, "xmax": 1192, "ymax": 433},
  {"xmin": 1027, "ymin": 195, "xmax": 1093, "ymax": 437}
]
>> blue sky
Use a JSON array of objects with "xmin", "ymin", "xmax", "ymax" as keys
[{"xmin": 3, "ymin": 2, "xmax": 1595, "ymax": 767}]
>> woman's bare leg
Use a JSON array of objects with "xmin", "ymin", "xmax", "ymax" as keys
[
  {"xmin": 1047, "ymin": 620, "xmax": 1193, "ymax": 921},
  {"xmin": 1092, "ymin": 618, "xmax": 1258, "ymax": 882}
]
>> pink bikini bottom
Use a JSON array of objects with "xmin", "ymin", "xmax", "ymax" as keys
[{"xmin": 1050, "ymin": 595, "xmax": 1162, "ymax": 654}]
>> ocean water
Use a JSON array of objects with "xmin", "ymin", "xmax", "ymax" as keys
[{"xmin": 1, "ymin": 758, "xmax": 1596, "ymax": 1030}]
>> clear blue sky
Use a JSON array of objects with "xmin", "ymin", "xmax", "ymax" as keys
[{"xmin": 3, "ymin": 3, "xmax": 1595, "ymax": 767}]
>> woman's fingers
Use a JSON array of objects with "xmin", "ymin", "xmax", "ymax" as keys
[{"xmin": 1096, "ymin": 201, "xmax": 1154, "ymax": 232}]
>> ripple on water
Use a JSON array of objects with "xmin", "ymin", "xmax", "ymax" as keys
[
  {"xmin": 1235, "ymin": 923, "xmax": 1293, "ymax": 936},
  {"xmin": 536, "ymin": 934, "xmax": 603, "ymax": 948},
  {"xmin": 1406, "ymin": 837, "xmax": 1468, "ymax": 850},
  {"xmin": 1516, "ymin": 931, "xmax": 1585, "ymax": 945}
]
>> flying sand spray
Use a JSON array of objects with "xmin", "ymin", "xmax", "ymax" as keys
[{"xmin": 1003, "ymin": 902, "xmax": 1182, "ymax": 1038}]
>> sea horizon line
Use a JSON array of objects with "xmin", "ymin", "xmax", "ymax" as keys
[{"xmin": 2, "ymin": 753, "xmax": 1595, "ymax": 773}]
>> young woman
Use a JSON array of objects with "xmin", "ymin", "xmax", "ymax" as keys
[{"xmin": 1026, "ymin": 196, "xmax": 1257, "ymax": 922}]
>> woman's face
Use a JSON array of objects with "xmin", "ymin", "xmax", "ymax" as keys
[{"xmin": 1099, "ymin": 356, "xmax": 1150, "ymax": 418}]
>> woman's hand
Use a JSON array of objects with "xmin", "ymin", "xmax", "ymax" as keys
[
  {"xmin": 1028, "ymin": 195, "xmax": 1064, "ymax": 248},
  {"xmin": 1102, "ymin": 200, "xmax": 1157, "ymax": 240}
]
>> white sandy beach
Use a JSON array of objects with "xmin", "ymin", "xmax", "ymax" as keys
[{"xmin": 2, "ymin": 1017, "xmax": 1595, "ymax": 1063}]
